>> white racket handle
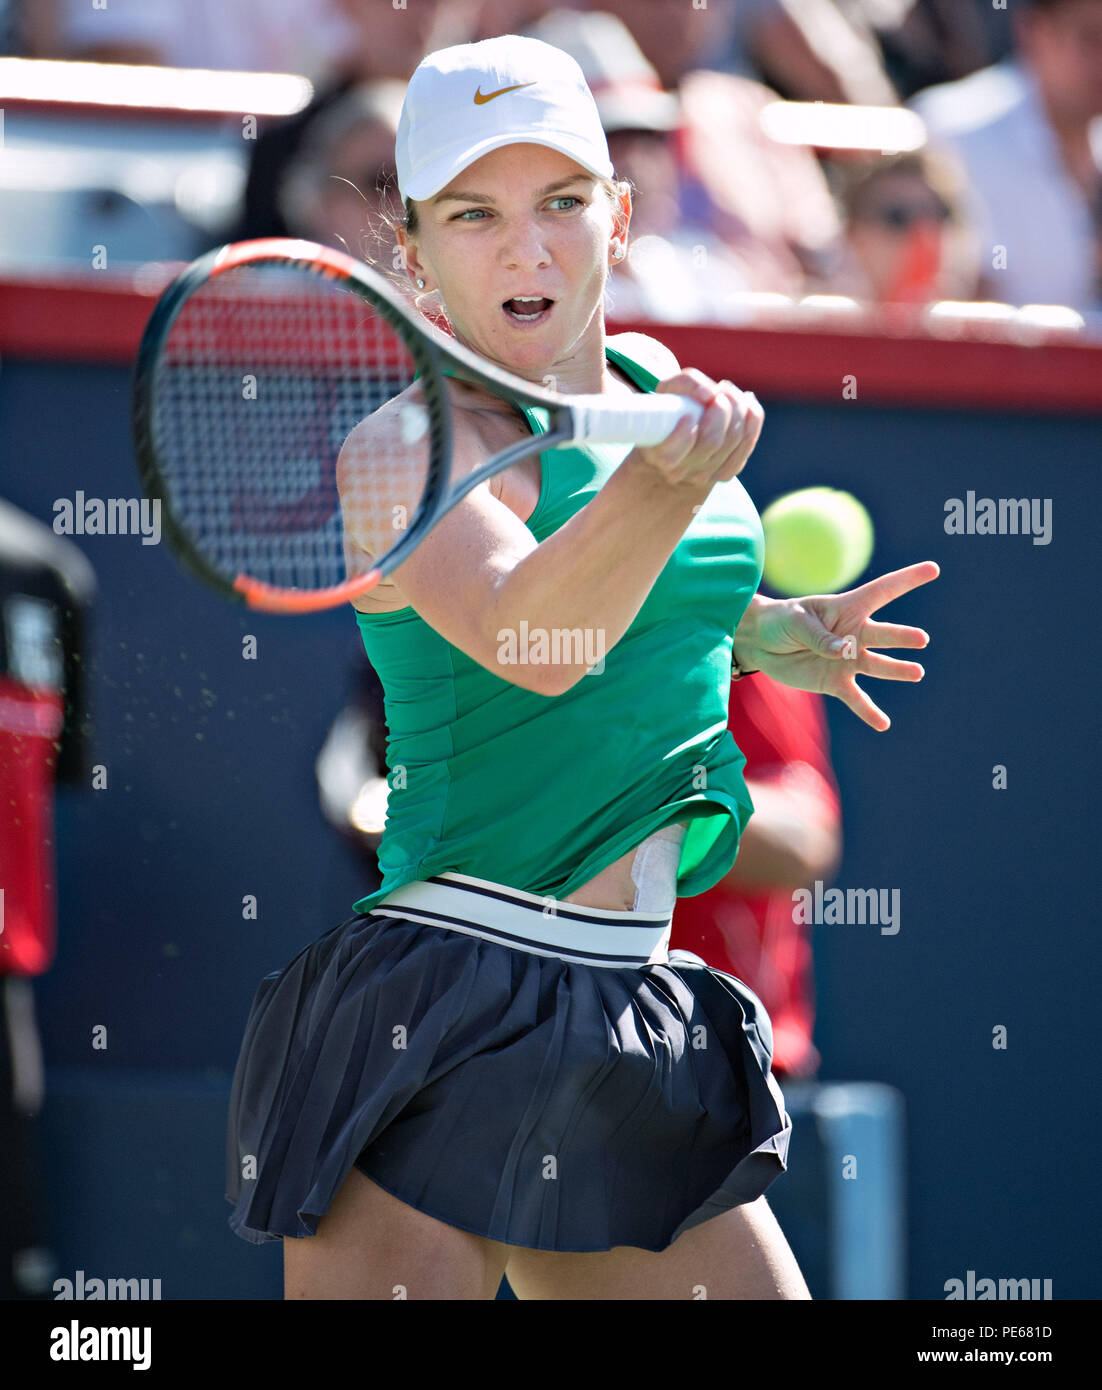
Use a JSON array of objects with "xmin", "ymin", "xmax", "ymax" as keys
[{"xmin": 566, "ymin": 393, "xmax": 706, "ymax": 446}]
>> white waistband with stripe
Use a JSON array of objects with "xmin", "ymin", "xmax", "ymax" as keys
[{"xmin": 368, "ymin": 870, "xmax": 673, "ymax": 968}]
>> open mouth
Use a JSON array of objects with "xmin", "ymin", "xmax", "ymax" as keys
[{"xmin": 502, "ymin": 296, "xmax": 555, "ymax": 325}]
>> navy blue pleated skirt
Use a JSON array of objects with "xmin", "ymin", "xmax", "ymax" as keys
[{"xmin": 225, "ymin": 889, "xmax": 792, "ymax": 1254}]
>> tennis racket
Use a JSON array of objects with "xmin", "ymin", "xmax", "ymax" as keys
[{"xmin": 132, "ymin": 237, "xmax": 705, "ymax": 613}]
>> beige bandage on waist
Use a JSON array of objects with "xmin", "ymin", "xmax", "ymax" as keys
[{"xmin": 630, "ymin": 822, "xmax": 687, "ymax": 914}]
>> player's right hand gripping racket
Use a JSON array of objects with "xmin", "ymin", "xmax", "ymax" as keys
[{"xmin": 132, "ymin": 237, "xmax": 705, "ymax": 613}]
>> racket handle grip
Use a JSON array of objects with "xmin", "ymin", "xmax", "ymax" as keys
[{"xmin": 567, "ymin": 393, "xmax": 705, "ymax": 446}]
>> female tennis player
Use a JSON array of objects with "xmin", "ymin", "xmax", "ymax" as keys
[{"xmin": 225, "ymin": 35, "xmax": 938, "ymax": 1300}]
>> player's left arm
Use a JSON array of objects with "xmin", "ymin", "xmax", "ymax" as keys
[{"xmin": 731, "ymin": 566, "xmax": 939, "ymax": 732}]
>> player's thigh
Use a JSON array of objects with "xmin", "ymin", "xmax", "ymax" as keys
[
  {"xmin": 283, "ymin": 1165, "xmax": 512, "ymax": 1300},
  {"xmin": 505, "ymin": 1195, "xmax": 810, "ymax": 1301}
]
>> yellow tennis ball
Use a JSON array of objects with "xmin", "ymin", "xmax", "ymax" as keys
[{"xmin": 760, "ymin": 487, "xmax": 874, "ymax": 596}]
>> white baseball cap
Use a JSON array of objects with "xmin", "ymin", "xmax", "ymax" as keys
[{"xmin": 395, "ymin": 34, "xmax": 615, "ymax": 203}]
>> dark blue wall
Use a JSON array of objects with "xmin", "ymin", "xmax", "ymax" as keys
[
  {"xmin": 2, "ymin": 356, "xmax": 1096, "ymax": 1298},
  {"xmin": 755, "ymin": 400, "xmax": 1098, "ymax": 1299}
]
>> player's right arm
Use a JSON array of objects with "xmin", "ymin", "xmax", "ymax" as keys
[
  {"xmin": 339, "ymin": 395, "xmax": 551, "ymax": 694},
  {"xmin": 337, "ymin": 372, "xmax": 760, "ymax": 697}
]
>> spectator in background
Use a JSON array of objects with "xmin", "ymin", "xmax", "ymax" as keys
[
  {"xmin": 2, "ymin": 0, "xmax": 22, "ymax": 54},
  {"xmin": 731, "ymin": 0, "xmax": 1012, "ymax": 106},
  {"xmin": 527, "ymin": 10, "xmax": 754, "ymax": 322},
  {"xmin": 465, "ymin": 0, "xmax": 557, "ymax": 36},
  {"xmin": 730, "ymin": 0, "xmax": 901, "ymax": 106},
  {"xmin": 274, "ymin": 80, "xmax": 406, "ymax": 267},
  {"xmin": 576, "ymin": 0, "xmax": 843, "ymax": 296},
  {"xmin": 671, "ymin": 675, "xmax": 843, "ymax": 1082},
  {"xmin": 827, "ymin": 148, "xmax": 982, "ymax": 307},
  {"xmin": 574, "ymin": 0, "xmax": 739, "ymax": 91},
  {"xmin": 229, "ymin": 0, "xmax": 459, "ymax": 241},
  {"xmin": 240, "ymin": 0, "xmax": 842, "ymax": 301},
  {"xmin": 21, "ymin": 0, "xmax": 352, "ymax": 78},
  {"xmin": 0, "ymin": 499, "xmax": 96, "ymax": 1298},
  {"xmin": 874, "ymin": 0, "xmax": 1015, "ymax": 98},
  {"xmin": 910, "ymin": 0, "xmax": 1102, "ymax": 312}
]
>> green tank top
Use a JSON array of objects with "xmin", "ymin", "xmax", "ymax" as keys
[{"xmin": 350, "ymin": 341, "xmax": 764, "ymax": 915}]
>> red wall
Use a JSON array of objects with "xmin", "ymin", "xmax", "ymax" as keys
[{"xmin": 2, "ymin": 271, "xmax": 1098, "ymax": 415}]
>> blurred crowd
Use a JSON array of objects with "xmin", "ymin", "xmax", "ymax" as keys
[{"xmin": 6, "ymin": 0, "xmax": 1102, "ymax": 321}]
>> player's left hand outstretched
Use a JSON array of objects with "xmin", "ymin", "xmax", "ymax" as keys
[{"xmin": 736, "ymin": 561, "xmax": 940, "ymax": 730}]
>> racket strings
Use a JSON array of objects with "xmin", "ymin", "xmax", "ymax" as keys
[{"xmin": 151, "ymin": 263, "xmax": 426, "ymax": 593}]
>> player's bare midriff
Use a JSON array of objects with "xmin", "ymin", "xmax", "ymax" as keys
[{"xmin": 347, "ymin": 365, "xmax": 686, "ymax": 913}]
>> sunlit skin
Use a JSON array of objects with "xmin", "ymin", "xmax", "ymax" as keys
[{"xmin": 396, "ymin": 142, "xmax": 632, "ymax": 394}]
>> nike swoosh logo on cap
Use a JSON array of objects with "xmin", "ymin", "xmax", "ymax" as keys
[{"xmin": 474, "ymin": 82, "xmax": 536, "ymax": 105}]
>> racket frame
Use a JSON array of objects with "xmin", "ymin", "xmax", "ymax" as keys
[{"xmin": 132, "ymin": 238, "xmax": 675, "ymax": 612}]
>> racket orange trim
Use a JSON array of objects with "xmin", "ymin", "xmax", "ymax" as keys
[
  {"xmin": 233, "ymin": 568, "xmax": 383, "ymax": 613},
  {"xmin": 211, "ymin": 238, "xmax": 356, "ymax": 280}
]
